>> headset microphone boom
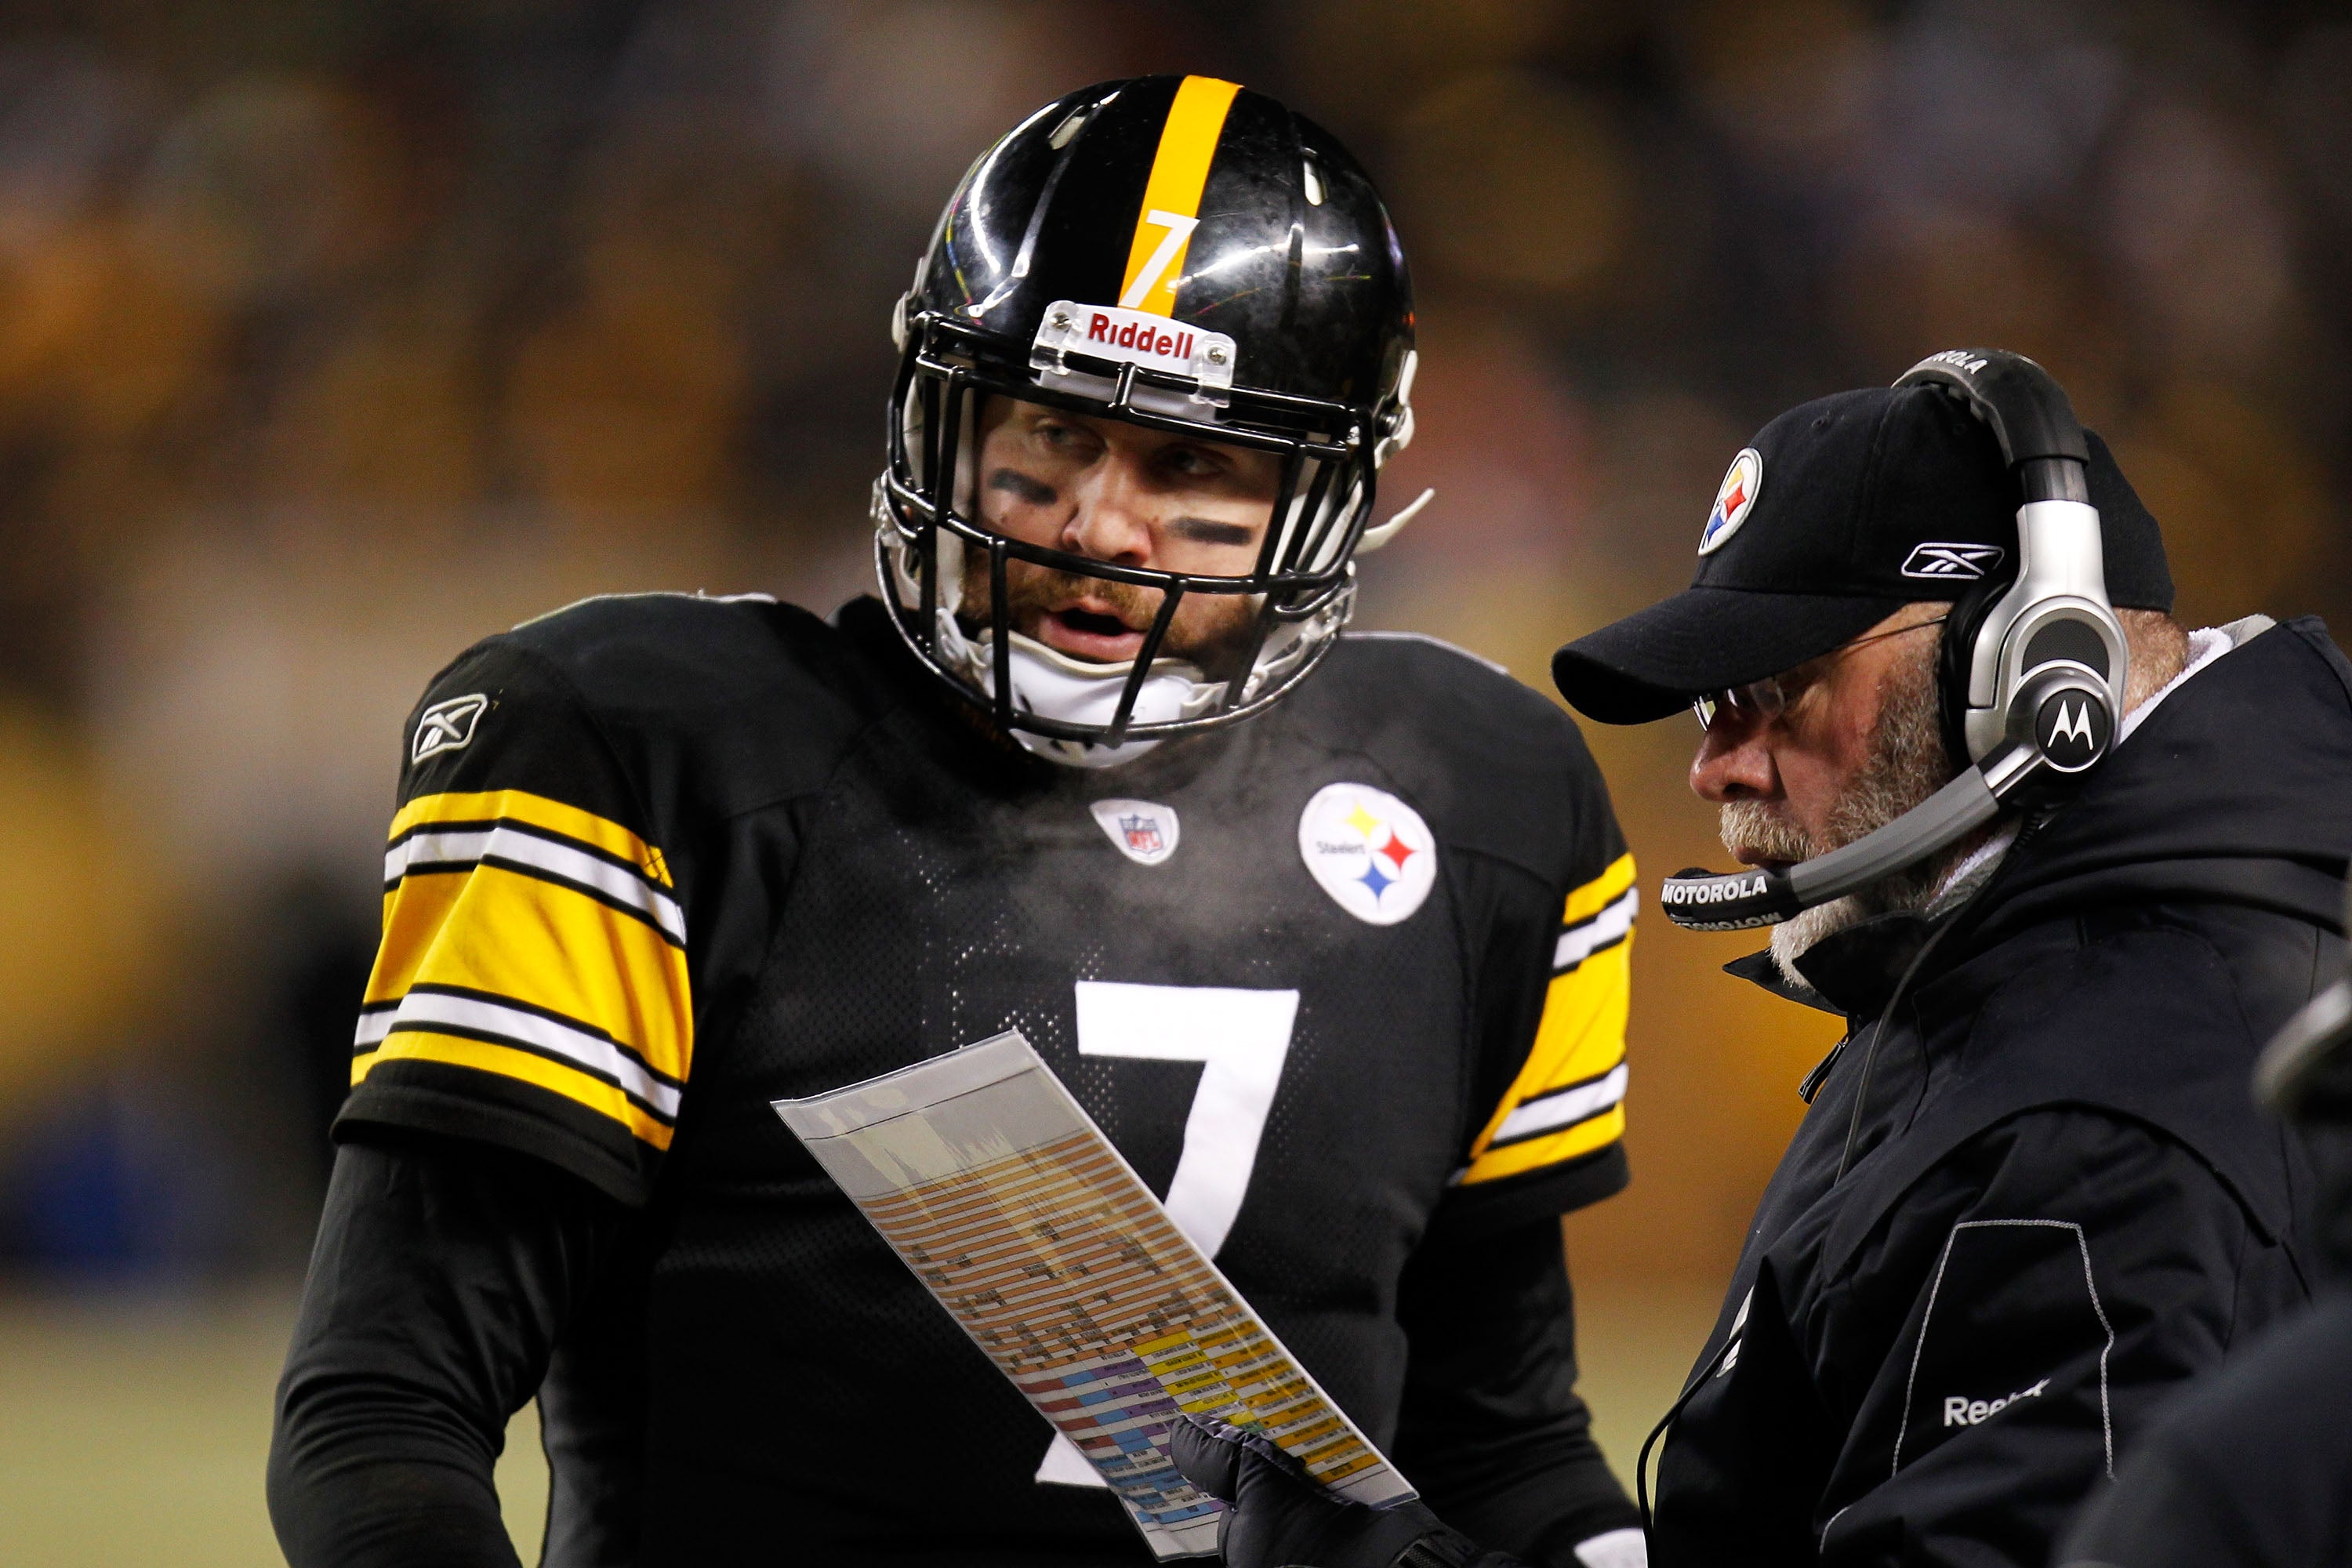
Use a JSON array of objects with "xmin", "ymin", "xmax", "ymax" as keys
[{"xmin": 1659, "ymin": 349, "xmax": 2129, "ymax": 932}]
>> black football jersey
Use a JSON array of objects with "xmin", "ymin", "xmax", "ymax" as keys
[{"xmin": 339, "ymin": 593, "xmax": 1635, "ymax": 1563}]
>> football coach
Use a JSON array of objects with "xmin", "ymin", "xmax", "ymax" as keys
[{"xmin": 1165, "ymin": 351, "xmax": 2352, "ymax": 1568}]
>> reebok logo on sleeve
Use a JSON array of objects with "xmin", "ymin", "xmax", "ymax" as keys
[{"xmin": 412, "ymin": 693, "xmax": 488, "ymax": 763}]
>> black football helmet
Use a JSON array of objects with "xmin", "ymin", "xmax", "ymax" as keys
[{"xmin": 875, "ymin": 74, "xmax": 1419, "ymax": 763}]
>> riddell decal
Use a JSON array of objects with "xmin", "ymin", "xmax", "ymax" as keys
[
  {"xmin": 1090, "ymin": 312, "xmax": 1198, "ymax": 360},
  {"xmin": 1032, "ymin": 299, "xmax": 1237, "ymax": 392},
  {"xmin": 1699, "ymin": 448, "xmax": 1763, "ymax": 555},
  {"xmin": 1298, "ymin": 782, "xmax": 1437, "ymax": 925}
]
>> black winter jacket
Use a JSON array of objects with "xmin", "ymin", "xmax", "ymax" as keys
[
  {"xmin": 2052, "ymin": 1290, "xmax": 2352, "ymax": 1568},
  {"xmin": 1651, "ymin": 616, "xmax": 2352, "ymax": 1567},
  {"xmin": 2054, "ymin": 1119, "xmax": 2352, "ymax": 1568}
]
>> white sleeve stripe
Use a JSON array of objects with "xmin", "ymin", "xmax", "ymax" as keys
[
  {"xmin": 1490, "ymin": 1062, "xmax": 1628, "ymax": 1147},
  {"xmin": 350, "ymin": 984, "xmax": 680, "ymax": 1083},
  {"xmin": 354, "ymin": 988, "xmax": 683, "ymax": 1120},
  {"xmin": 385, "ymin": 824, "xmax": 687, "ymax": 946},
  {"xmin": 1555, "ymin": 887, "xmax": 1637, "ymax": 972}
]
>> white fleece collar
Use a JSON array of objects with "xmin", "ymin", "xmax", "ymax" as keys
[{"xmin": 2116, "ymin": 616, "xmax": 2268, "ymax": 747}]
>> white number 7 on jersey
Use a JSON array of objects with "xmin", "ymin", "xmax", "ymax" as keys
[
  {"xmin": 1038, "ymin": 980, "xmax": 1300, "ymax": 1489},
  {"xmin": 1074, "ymin": 979, "xmax": 1299, "ymax": 1257}
]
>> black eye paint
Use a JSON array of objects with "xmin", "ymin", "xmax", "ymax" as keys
[
  {"xmin": 987, "ymin": 468, "xmax": 1058, "ymax": 506},
  {"xmin": 1170, "ymin": 517, "xmax": 1256, "ymax": 548}
]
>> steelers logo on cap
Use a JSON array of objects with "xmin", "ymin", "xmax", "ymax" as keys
[{"xmin": 1699, "ymin": 447, "xmax": 1763, "ymax": 556}]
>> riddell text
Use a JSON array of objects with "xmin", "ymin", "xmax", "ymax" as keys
[{"xmin": 1091, "ymin": 314, "xmax": 1194, "ymax": 360}]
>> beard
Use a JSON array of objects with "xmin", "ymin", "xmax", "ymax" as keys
[
  {"xmin": 958, "ymin": 557, "xmax": 1258, "ymax": 675},
  {"xmin": 1717, "ymin": 645, "xmax": 1959, "ymax": 989}
]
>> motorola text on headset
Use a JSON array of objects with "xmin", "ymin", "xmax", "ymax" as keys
[{"xmin": 1659, "ymin": 348, "xmax": 2129, "ymax": 933}]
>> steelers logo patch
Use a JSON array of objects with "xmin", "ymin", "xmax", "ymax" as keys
[
  {"xmin": 1298, "ymin": 783, "xmax": 1438, "ymax": 926},
  {"xmin": 1699, "ymin": 447, "xmax": 1762, "ymax": 555}
]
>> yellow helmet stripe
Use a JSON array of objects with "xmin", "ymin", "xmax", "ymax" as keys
[{"xmin": 1118, "ymin": 75, "xmax": 1243, "ymax": 318}]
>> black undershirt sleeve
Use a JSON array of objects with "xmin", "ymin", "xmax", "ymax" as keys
[
  {"xmin": 1391, "ymin": 1218, "xmax": 1639, "ymax": 1565},
  {"xmin": 267, "ymin": 1131, "xmax": 622, "ymax": 1568}
]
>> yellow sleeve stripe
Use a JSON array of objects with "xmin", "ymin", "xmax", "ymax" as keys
[
  {"xmin": 357, "ymin": 793, "xmax": 695, "ymax": 1150},
  {"xmin": 367, "ymin": 856, "xmax": 691, "ymax": 1080},
  {"xmin": 390, "ymin": 789, "xmax": 673, "ymax": 889},
  {"xmin": 1120, "ymin": 75, "xmax": 1242, "ymax": 316},
  {"xmin": 1563, "ymin": 851, "xmax": 1637, "ymax": 926},
  {"xmin": 1457, "ymin": 942, "xmax": 1632, "ymax": 1184},
  {"xmin": 1460, "ymin": 1104, "xmax": 1625, "ymax": 1186},
  {"xmin": 387, "ymin": 817, "xmax": 685, "ymax": 948},
  {"xmin": 353, "ymin": 1032, "xmax": 676, "ymax": 1150},
  {"xmin": 1457, "ymin": 855, "xmax": 1636, "ymax": 1187}
]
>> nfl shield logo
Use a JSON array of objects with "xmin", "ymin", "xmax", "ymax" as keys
[{"xmin": 1090, "ymin": 798, "xmax": 1179, "ymax": 866}]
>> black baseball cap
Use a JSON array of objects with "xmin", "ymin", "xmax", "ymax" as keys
[{"xmin": 1551, "ymin": 383, "xmax": 2173, "ymax": 724}]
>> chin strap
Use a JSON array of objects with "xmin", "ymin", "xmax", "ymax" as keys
[
  {"xmin": 963, "ymin": 628, "xmax": 1214, "ymax": 768},
  {"xmin": 1356, "ymin": 488, "xmax": 1434, "ymax": 554}
]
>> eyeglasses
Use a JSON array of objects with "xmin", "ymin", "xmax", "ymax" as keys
[{"xmin": 1691, "ymin": 616, "xmax": 1949, "ymax": 734}]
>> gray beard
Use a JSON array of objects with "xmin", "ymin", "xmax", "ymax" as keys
[{"xmin": 1716, "ymin": 649, "xmax": 1962, "ymax": 992}]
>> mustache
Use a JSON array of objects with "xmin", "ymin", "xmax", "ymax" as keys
[
  {"xmin": 1721, "ymin": 800, "xmax": 1819, "ymax": 864},
  {"xmin": 966, "ymin": 563, "xmax": 1165, "ymax": 629}
]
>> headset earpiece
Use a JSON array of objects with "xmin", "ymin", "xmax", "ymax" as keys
[
  {"xmin": 1936, "ymin": 570, "xmax": 2007, "ymax": 775},
  {"xmin": 1904, "ymin": 358, "xmax": 2125, "ymax": 773}
]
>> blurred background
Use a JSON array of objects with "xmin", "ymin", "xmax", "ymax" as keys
[{"xmin": 0, "ymin": 0, "xmax": 2345, "ymax": 1559}]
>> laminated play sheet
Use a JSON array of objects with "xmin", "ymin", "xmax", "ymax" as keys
[{"xmin": 772, "ymin": 1029, "xmax": 1414, "ymax": 1560}]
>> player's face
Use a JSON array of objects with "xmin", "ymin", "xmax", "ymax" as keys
[
  {"xmin": 962, "ymin": 397, "xmax": 1280, "ymax": 672},
  {"xmin": 1690, "ymin": 603, "xmax": 1949, "ymax": 866}
]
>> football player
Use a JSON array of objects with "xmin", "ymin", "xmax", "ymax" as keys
[{"xmin": 268, "ymin": 76, "xmax": 1644, "ymax": 1568}]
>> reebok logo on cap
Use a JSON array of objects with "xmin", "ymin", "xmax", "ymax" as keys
[
  {"xmin": 1698, "ymin": 448, "xmax": 1762, "ymax": 555},
  {"xmin": 1900, "ymin": 542, "xmax": 2005, "ymax": 581}
]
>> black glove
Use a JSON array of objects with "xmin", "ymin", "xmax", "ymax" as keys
[{"xmin": 1167, "ymin": 1414, "xmax": 1527, "ymax": 1568}]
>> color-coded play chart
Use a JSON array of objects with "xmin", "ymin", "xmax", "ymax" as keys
[{"xmin": 773, "ymin": 1030, "xmax": 1414, "ymax": 1560}]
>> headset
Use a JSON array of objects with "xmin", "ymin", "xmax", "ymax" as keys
[{"xmin": 1659, "ymin": 349, "xmax": 2129, "ymax": 932}]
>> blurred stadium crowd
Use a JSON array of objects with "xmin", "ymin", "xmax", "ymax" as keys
[{"xmin": 1, "ymin": 0, "xmax": 2347, "ymax": 1287}]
